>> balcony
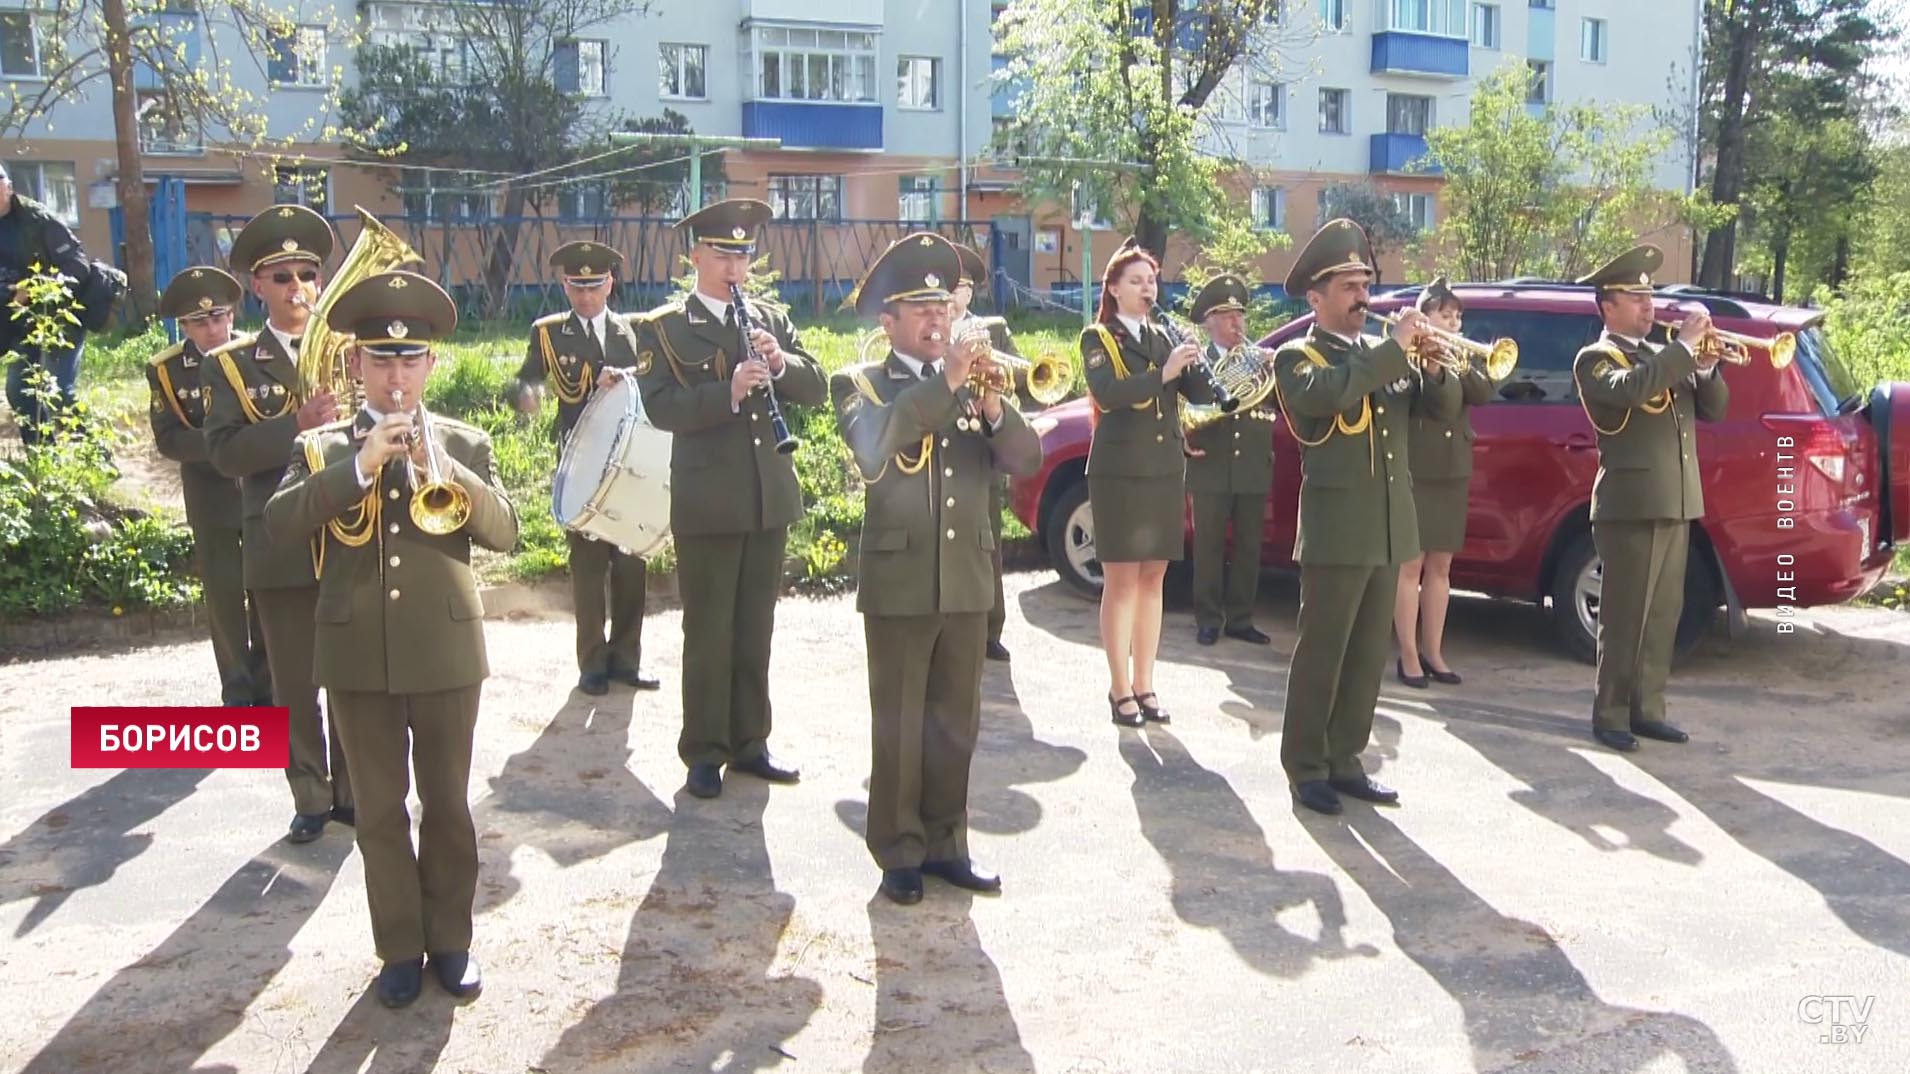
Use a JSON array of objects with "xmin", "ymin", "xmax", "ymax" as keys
[
  {"xmin": 742, "ymin": 101, "xmax": 883, "ymax": 151},
  {"xmin": 1370, "ymin": 32, "xmax": 1469, "ymax": 79},
  {"xmin": 1370, "ymin": 133, "xmax": 1438, "ymax": 175}
]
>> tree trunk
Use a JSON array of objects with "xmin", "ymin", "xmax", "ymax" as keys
[
  {"xmin": 1698, "ymin": 17, "xmax": 1763, "ymax": 289},
  {"xmin": 1830, "ymin": 233, "xmax": 1850, "ymax": 292},
  {"xmin": 1133, "ymin": 206, "xmax": 1169, "ymax": 269},
  {"xmin": 483, "ymin": 183, "xmax": 530, "ymax": 319},
  {"xmin": 1771, "ymin": 232, "xmax": 1788, "ymax": 303},
  {"xmin": 103, "ymin": 0, "xmax": 156, "ymax": 322}
]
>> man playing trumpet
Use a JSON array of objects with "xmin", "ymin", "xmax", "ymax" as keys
[{"xmin": 1570, "ymin": 244, "xmax": 1727, "ymax": 752}]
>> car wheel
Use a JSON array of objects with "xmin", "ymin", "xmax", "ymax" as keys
[
  {"xmin": 1043, "ymin": 481, "xmax": 1103, "ymax": 600},
  {"xmin": 1550, "ymin": 528, "xmax": 1722, "ymax": 667}
]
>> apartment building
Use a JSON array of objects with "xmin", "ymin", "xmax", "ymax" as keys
[{"xmin": 0, "ymin": 0, "xmax": 1697, "ymax": 300}]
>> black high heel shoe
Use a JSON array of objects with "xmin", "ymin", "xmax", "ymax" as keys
[
  {"xmin": 1423, "ymin": 662, "xmax": 1462, "ymax": 685},
  {"xmin": 1134, "ymin": 692, "xmax": 1170, "ymax": 724},
  {"xmin": 1396, "ymin": 657, "xmax": 1429, "ymax": 689},
  {"xmin": 1109, "ymin": 693, "xmax": 1144, "ymax": 727}
]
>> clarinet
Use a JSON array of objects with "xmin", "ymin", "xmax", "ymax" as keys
[
  {"xmin": 1150, "ymin": 303, "xmax": 1238, "ymax": 414},
  {"xmin": 730, "ymin": 283, "xmax": 800, "ymax": 455}
]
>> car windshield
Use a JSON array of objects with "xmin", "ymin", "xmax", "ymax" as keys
[{"xmin": 1792, "ymin": 325, "xmax": 1866, "ymax": 416}]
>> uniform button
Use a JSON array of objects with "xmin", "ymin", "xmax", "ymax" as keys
[
  {"xmin": 753, "ymin": 438, "xmax": 761, "ymax": 446},
  {"xmin": 1156, "ymin": 412, "xmax": 1163, "ymax": 421},
  {"xmin": 1376, "ymin": 406, "xmax": 1386, "ymax": 415},
  {"xmin": 944, "ymin": 467, "xmax": 954, "ymax": 477},
  {"xmin": 945, "ymin": 528, "xmax": 955, "ymax": 540},
  {"xmin": 1234, "ymin": 449, "xmax": 1241, "ymax": 457},
  {"xmin": 1444, "ymin": 430, "xmax": 1453, "ymax": 438},
  {"xmin": 1156, "ymin": 434, "xmax": 1164, "ymax": 443},
  {"xmin": 1388, "ymin": 475, "xmax": 1395, "ymax": 482},
  {"xmin": 387, "ymin": 488, "xmax": 400, "ymax": 500},
  {"xmin": 946, "ymin": 497, "xmax": 956, "ymax": 508},
  {"xmin": 1386, "ymin": 451, "xmax": 1394, "ymax": 460},
  {"xmin": 388, "ymin": 523, "xmax": 401, "ymax": 534},
  {"xmin": 752, "ymin": 413, "xmax": 760, "ymax": 421},
  {"xmin": 388, "ymin": 556, "xmax": 401, "ymax": 567},
  {"xmin": 1233, "ymin": 430, "xmax": 1240, "ymax": 439},
  {"xmin": 1381, "ymin": 428, "xmax": 1389, "ymax": 437},
  {"xmin": 388, "ymin": 588, "xmax": 401, "ymax": 600},
  {"xmin": 942, "ymin": 438, "xmax": 951, "ymax": 447}
]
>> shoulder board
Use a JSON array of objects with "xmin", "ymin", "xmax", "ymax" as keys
[
  {"xmin": 1357, "ymin": 333, "xmax": 1384, "ymax": 349},
  {"xmin": 204, "ymin": 332, "xmax": 260, "ymax": 359},
  {"xmin": 1580, "ymin": 342, "xmax": 1626, "ymax": 362},
  {"xmin": 149, "ymin": 341, "xmax": 187, "ymax": 366},
  {"xmin": 297, "ymin": 416, "xmax": 355, "ymax": 441},
  {"xmin": 632, "ymin": 301, "xmax": 685, "ymax": 324},
  {"xmin": 533, "ymin": 312, "xmax": 570, "ymax": 328},
  {"xmin": 428, "ymin": 413, "xmax": 482, "ymax": 435}
]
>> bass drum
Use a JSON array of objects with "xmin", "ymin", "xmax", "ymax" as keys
[{"xmin": 551, "ymin": 372, "xmax": 673, "ymax": 557}]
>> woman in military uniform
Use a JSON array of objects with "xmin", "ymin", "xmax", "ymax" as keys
[
  {"xmin": 1080, "ymin": 239, "xmax": 1210, "ymax": 727},
  {"xmin": 1394, "ymin": 277, "xmax": 1495, "ymax": 687}
]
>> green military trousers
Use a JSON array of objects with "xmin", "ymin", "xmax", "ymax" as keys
[
  {"xmin": 675, "ymin": 528, "xmax": 788, "ymax": 769},
  {"xmin": 987, "ymin": 477, "xmax": 1007, "ymax": 645},
  {"xmin": 566, "ymin": 531, "xmax": 647, "ymax": 677},
  {"xmin": 255, "ymin": 585, "xmax": 351, "ymax": 816},
  {"xmin": 863, "ymin": 611, "xmax": 987, "ymax": 870},
  {"xmin": 1192, "ymin": 491, "xmax": 1268, "ymax": 631},
  {"xmin": 1281, "ymin": 564, "xmax": 1398, "ymax": 785},
  {"xmin": 1591, "ymin": 519, "xmax": 1689, "ymax": 731},
  {"xmin": 189, "ymin": 508, "xmax": 270, "ymax": 705}
]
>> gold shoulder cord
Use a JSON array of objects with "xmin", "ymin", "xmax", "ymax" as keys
[
  {"xmin": 218, "ymin": 351, "xmax": 294, "ymax": 423},
  {"xmin": 303, "ymin": 436, "xmax": 381, "ymax": 579},
  {"xmin": 541, "ymin": 323, "xmax": 593, "ymax": 405},
  {"xmin": 1573, "ymin": 343, "xmax": 1668, "ymax": 437},
  {"xmin": 1086, "ymin": 325, "xmax": 1159, "ymax": 417},
  {"xmin": 1271, "ymin": 342, "xmax": 1376, "ymax": 471},
  {"xmin": 152, "ymin": 363, "xmax": 193, "ymax": 427},
  {"xmin": 846, "ymin": 369, "xmax": 932, "ymax": 482}
]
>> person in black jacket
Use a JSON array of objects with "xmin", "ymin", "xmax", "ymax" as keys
[{"xmin": 0, "ymin": 162, "xmax": 93, "ymax": 445}]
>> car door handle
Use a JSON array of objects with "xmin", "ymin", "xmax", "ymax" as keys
[{"xmin": 1553, "ymin": 434, "xmax": 1596, "ymax": 451}]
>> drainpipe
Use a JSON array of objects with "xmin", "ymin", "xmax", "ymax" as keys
[{"xmin": 959, "ymin": 0, "xmax": 970, "ymax": 222}]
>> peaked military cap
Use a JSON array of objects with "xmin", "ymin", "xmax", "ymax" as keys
[
  {"xmin": 851, "ymin": 232, "xmax": 963, "ymax": 320},
  {"xmin": 1189, "ymin": 273, "xmax": 1252, "ymax": 322},
  {"xmin": 1574, "ymin": 244, "xmax": 1663, "ymax": 293},
  {"xmin": 953, "ymin": 243, "xmax": 988, "ymax": 292},
  {"xmin": 549, "ymin": 240, "xmax": 622, "ymax": 286},
  {"xmin": 229, "ymin": 204, "xmax": 336, "ymax": 274},
  {"xmin": 678, "ymin": 198, "xmax": 773, "ymax": 254},
  {"xmin": 1415, "ymin": 274, "xmax": 1461, "ymax": 313},
  {"xmin": 326, "ymin": 270, "xmax": 457, "ymax": 357},
  {"xmin": 159, "ymin": 266, "xmax": 242, "ymax": 322},
  {"xmin": 1284, "ymin": 218, "xmax": 1374, "ymax": 296}
]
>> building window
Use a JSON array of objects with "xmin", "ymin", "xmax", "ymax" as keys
[
  {"xmin": 1319, "ymin": 87, "xmax": 1349, "ymax": 134},
  {"xmin": 1529, "ymin": 0, "xmax": 1552, "ymax": 7},
  {"xmin": 1470, "ymin": 3, "xmax": 1499, "ymax": 48},
  {"xmin": 273, "ymin": 166, "xmax": 331, "ymax": 216},
  {"xmin": 659, "ymin": 43, "xmax": 707, "ymax": 99},
  {"xmin": 1394, "ymin": 192, "xmax": 1435, "ymax": 231},
  {"xmin": 1526, "ymin": 59, "xmax": 1551, "ymax": 103},
  {"xmin": 767, "ymin": 174, "xmax": 842, "ymax": 220},
  {"xmin": 1317, "ymin": 0, "xmax": 1348, "ymax": 32},
  {"xmin": 751, "ymin": 26, "xmax": 878, "ymax": 103},
  {"xmin": 1580, "ymin": 18, "xmax": 1607, "ymax": 63},
  {"xmin": 1386, "ymin": 94, "xmax": 1433, "ymax": 136},
  {"xmin": 138, "ymin": 91, "xmax": 203, "ymax": 154},
  {"xmin": 401, "ymin": 175, "xmax": 492, "ymax": 220},
  {"xmin": 897, "ymin": 55, "xmax": 940, "ymax": 110},
  {"xmin": 1247, "ymin": 79, "xmax": 1283, "ymax": 127},
  {"xmin": 366, "ymin": 3, "xmax": 466, "ymax": 82},
  {"xmin": 1387, "ymin": 0, "xmax": 1467, "ymax": 37},
  {"xmin": 1251, "ymin": 186, "xmax": 1286, "ymax": 231},
  {"xmin": 1, "ymin": 10, "xmax": 45, "ymax": 77},
  {"xmin": 268, "ymin": 24, "xmax": 329, "ymax": 87},
  {"xmin": 555, "ymin": 39, "xmax": 606, "ymax": 97},
  {"xmin": 899, "ymin": 175, "xmax": 938, "ymax": 223},
  {"xmin": 9, "ymin": 162, "xmax": 79, "ymax": 224},
  {"xmin": 554, "ymin": 184, "xmax": 607, "ymax": 220}
]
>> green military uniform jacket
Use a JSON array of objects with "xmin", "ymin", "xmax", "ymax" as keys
[
  {"xmin": 1272, "ymin": 326, "xmax": 1459, "ymax": 565},
  {"xmin": 629, "ymin": 294, "xmax": 828, "ymax": 536},
  {"xmin": 832, "ymin": 354, "xmax": 1044, "ymax": 617},
  {"xmin": 147, "ymin": 339, "xmax": 241, "ymax": 529},
  {"xmin": 1407, "ymin": 364, "xmax": 1495, "ymax": 481},
  {"xmin": 516, "ymin": 310, "xmax": 644, "ymax": 443},
  {"xmin": 202, "ymin": 328, "xmax": 316, "ymax": 589},
  {"xmin": 262, "ymin": 410, "xmax": 520, "ymax": 694},
  {"xmin": 1080, "ymin": 320, "xmax": 1214, "ymax": 477},
  {"xmin": 1186, "ymin": 341, "xmax": 1276, "ymax": 495},
  {"xmin": 1573, "ymin": 331, "xmax": 1730, "ymax": 522}
]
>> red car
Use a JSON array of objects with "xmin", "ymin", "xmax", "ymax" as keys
[{"xmin": 1010, "ymin": 282, "xmax": 1910, "ymax": 662}]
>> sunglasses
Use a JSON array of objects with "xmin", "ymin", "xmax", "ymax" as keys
[{"xmin": 269, "ymin": 269, "xmax": 320, "ymax": 285}]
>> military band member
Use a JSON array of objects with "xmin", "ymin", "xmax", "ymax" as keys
[
  {"xmin": 265, "ymin": 271, "xmax": 518, "ymax": 1008},
  {"xmin": 203, "ymin": 205, "xmax": 353, "ymax": 843},
  {"xmin": 631, "ymin": 199, "xmax": 827, "ymax": 800},
  {"xmin": 147, "ymin": 268, "xmax": 272, "ymax": 706},
  {"xmin": 1272, "ymin": 219, "xmax": 1456, "ymax": 816},
  {"xmin": 833, "ymin": 233, "xmax": 1043, "ymax": 905},
  {"xmin": 516, "ymin": 241, "xmax": 657, "ymax": 696},
  {"xmin": 951, "ymin": 241, "xmax": 1019, "ymax": 663},
  {"xmin": 1571, "ymin": 244, "xmax": 1725, "ymax": 752},
  {"xmin": 1183, "ymin": 273, "xmax": 1274, "ymax": 648},
  {"xmin": 1394, "ymin": 277, "xmax": 1495, "ymax": 688},
  {"xmin": 1081, "ymin": 238, "xmax": 1213, "ymax": 727}
]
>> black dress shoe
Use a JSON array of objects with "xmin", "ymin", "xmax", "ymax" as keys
[
  {"xmin": 1631, "ymin": 719, "xmax": 1688, "ymax": 743},
  {"xmin": 1196, "ymin": 626, "xmax": 1220, "ymax": 646},
  {"xmin": 1134, "ymin": 691, "xmax": 1170, "ymax": 724},
  {"xmin": 1225, "ymin": 625, "xmax": 1272, "ymax": 645},
  {"xmin": 1396, "ymin": 658, "xmax": 1429, "ymax": 689},
  {"xmin": 730, "ymin": 752, "xmax": 801, "ymax": 783},
  {"xmin": 428, "ymin": 951, "xmax": 482, "ymax": 999},
  {"xmin": 1291, "ymin": 780, "xmax": 1344, "ymax": 815},
  {"xmin": 377, "ymin": 958, "xmax": 424, "ymax": 1009},
  {"xmin": 1328, "ymin": 774, "xmax": 1401, "ymax": 805},
  {"xmin": 922, "ymin": 858, "xmax": 1003, "ymax": 894},
  {"xmin": 1594, "ymin": 727, "xmax": 1640, "ymax": 752},
  {"xmin": 578, "ymin": 672, "xmax": 609, "ymax": 696},
  {"xmin": 879, "ymin": 867, "xmax": 924, "ymax": 906},
  {"xmin": 1424, "ymin": 665, "xmax": 1462, "ymax": 685},
  {"xmin": 329, "ymin": 806, "xmax": 356, "ymax": 827},
  {"xmin": 610, "ymin": 667, "xmax": 661, "ymax": 690},
  {"xmin": 685, "ymin": 763, "xmax": 723, "ymax": 799},
  {"xmin": 287, "ymin": 812, "xmax": 328, "ymax": 843},
  {"xmin": 985, "ymin": 640, "xmax": 1011, "ymax": 661}
]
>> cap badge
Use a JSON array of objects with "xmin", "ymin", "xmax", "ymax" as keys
[
  {"xmin": 388, "ymin": 277, "xmax": 409, "ymax": 290},
  {"xmin": 924, "ymin": 273, "xmax": 941, "ymax": 289},
  {"xmin": 281, "ymin": 238, "xmax": 299, "ymax": 252},
  {"xmin": 189, "ymin": 269, "xmax": 203, "ymax": 279},
  {"xmin": 732, "ymin": 226, "xmax": 746, "ymax": 240},
  {"xmin": 388, "ymin": 320, "xmax": 410, "ymax": 339},
  {"xmin": 197, "ymin": 296, "xmax": 213, "ymax": 310},
  {"xmin": 919, "ymin": 235, "xmax": 934, "ymax": 246},
  {"xmin": 276, "ymin": 207, "xmax": 295, "ymax": 218}
]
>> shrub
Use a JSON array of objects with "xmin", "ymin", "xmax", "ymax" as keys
[{"xmin": 1822, "ymin": 270, "xmax": 1910, "ymax": 393}]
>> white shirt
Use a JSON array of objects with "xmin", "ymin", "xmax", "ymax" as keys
[
  {"xmin": 692, "ymin": 289, "xmax": 731, "ymax": 323},
  {"xmin": 578, "ymin": 310, "xmax": 609, "ymax": 347},
  {"xmin": 1115, "ymin": 313, "xmax": 1149, "ymax": 340},
  {"xmin": 1316, "ymin": 326, "xmax": 1362, "ymax": 349},
  {"xmin": 265, "ymin": 322, "xmax": 301, "ymax": 359}
]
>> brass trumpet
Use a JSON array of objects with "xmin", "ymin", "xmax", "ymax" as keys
[
  {"xmin": 1657, "ymin": 319, "xmax": 1795, "ymax": 370},
  {"xmin": 955, "ymin": 317, "xmax": 1071, "ymax": 405},
  {"xmin": 1366, "ymin": 310, "xmax": 1519, "ymax": 380},
  {"xmin": 390, "ymin": 388, "xmax": 472, "ymax": 535}
]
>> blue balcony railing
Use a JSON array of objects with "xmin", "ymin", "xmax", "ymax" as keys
[
  {"xmin": 1370, "ymin": 133, "xmax": 1438, "ymax": 175},
  {"xmin": 741, "ymin": 101, "xmax": 883, "ymax": 151},
  {"xmin": 1370, "ymin": 32, "xmax": 1469, "ymax": 78}
]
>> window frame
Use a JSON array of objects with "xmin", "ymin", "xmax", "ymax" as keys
[
  {"xmin": 1580, "ymin": 17, "xmax": 1607, "ymax": 64},
  {"xmin": 1317, "ymin": 0, "xmax": 1349, "ymax": 32},
  {"xmin": 1319, "ymin": 86, "xmax": 1350, "ymax": 135},
  {"xmin": 1386, "ymin": 93, "xmax": 1434, "ymax": 136},
  {"xmin": 750, "ymin": 25, "xmax": 878, "ymax": 104},
  {"xmin": 898, "ymin": 174, "xmax": 939, "ymax": 224},
  {"xmin": 267, "ymin": 23, "xmax": 330, "ymax": 88},
  {"xmin": 1470, "ymin": 2, "xmax": 1499, "ymax": 49},
  {"xmin": 1251, "ymin": 185, "xmax": 1286, "ymax": 231},
  {"xmin": 10, "ymin": 161, "xmax": 80, "ymax": 224},
  {"xmin": 1526, "ymin": 58, "xmax": 1551, "ymax": 103},
  {"xmin": 272, "ymin": 165, "xmax": 333, "ymax": 217},
  {"xmin": 896, "ymin": 54, "xmax": 940, "ymax": 111},
  {"xmin": 555, "ymin": 37, "xmax": 608, "ymax": 98},
  {"xmin": 658, "ymin": 41, "xmax": 708, "ymax": 100},
  {"xmin": 766, "ymin": 173, "xmax": 844, "ymax": 221},
  {"xmin": 1246, "ymin": 77, "xmax": 1284, "ymax": 129},
  {"xmin": 1, "ymin": 8, "xmax": 46, "ymax": 79}
]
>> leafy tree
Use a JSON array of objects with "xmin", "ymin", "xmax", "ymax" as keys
[
  {"xmin": 602, "ymin": 110, "xmax": 728, "ymax": 217},
  {"xmin": 0, "ymin": 1, "xmax": 354, "ymax": 320},
  {"xmin": 1318, "ymin": 181, "xmax": 1417, "ymax": 286},
  {"xmin": 1737, "ymin": 111, "xmax": 1874, "ymax": 301}
]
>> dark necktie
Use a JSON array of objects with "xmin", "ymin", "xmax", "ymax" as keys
[{"xmin": 288, "ymin": 335, "xmax": 303, "ymax": 352}]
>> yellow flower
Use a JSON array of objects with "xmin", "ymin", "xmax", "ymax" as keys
[{"xmin": 112, "ymin": 606, "xmax": 124, "ymax": 616}]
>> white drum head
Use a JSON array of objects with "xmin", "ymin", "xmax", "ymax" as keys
[{"xmin": 551, "ymin": 374, "xmax": 673, "ymax": 556}]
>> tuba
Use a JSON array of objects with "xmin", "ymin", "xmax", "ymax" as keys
[
  {"xmin": 1180, "ymin": 339, "xmax": 1280, "ymax": 434},
  {"xmin": 297, "ymin": 207, "xmax": 424, "ymax": 409}
]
